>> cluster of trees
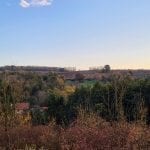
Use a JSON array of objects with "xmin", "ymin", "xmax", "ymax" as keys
[
  {"xmin": 0, "ymin": 71, "xmax": 149, "ymax": 128},
  {"xmin": 0, "ymin": 72, "xmax": 74, "ymax": 126},
  {"xmin": 46, "ymin": 75, "xmax": 150, "ymax": 125}
]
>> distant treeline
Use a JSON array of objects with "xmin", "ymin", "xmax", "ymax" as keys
[{"xmin": 0, "ymin": 65, "xmax": 65, "ymax": 72}]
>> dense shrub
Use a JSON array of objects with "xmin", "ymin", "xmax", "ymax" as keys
[
  {"xmin": 0, "ymin": 112, "xmax": 149, "ymax": 149},
  {"xmin": 61, "ymin": 111, "xmax": 150, "ymax": 150},
  {"xmin": 0, "ymin": 124, "xmax": 61, "ymax": 149}
]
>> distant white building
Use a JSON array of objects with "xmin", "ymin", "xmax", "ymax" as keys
[
  {"xmin": 89, "ymin": 66, "xmax": 103, "ymax": 71},
  {"xmin": 64, "ymin": 67, "xmax": 76, "ymax": 71}
]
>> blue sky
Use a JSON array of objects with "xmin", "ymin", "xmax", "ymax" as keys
[{"xmin": 0, "ymin": 0, "xmax": 150, "ymax": 69}]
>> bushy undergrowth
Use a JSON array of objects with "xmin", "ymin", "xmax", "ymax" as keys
[
  {"xmin": 0, "ymin": 112, "xmax": 149, "ymax": 150},
  {"xmin": 0, "ymin": 124, "xmax": 60, "ymax": 149},
  {"xmin": 61, "ymin": 111, "xmax": 150, "ymax": 150}
]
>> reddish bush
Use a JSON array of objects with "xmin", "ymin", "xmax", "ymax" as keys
[
  {"xmin": 0, "ymin": 124, "xmax": 61, "ymax": 149},
  {"xmin": 0, "ymin": 113, "xmax": 149, "ymax": 149},
  {"xmin": 60, "ymin": 113, "xmax": 150, "ymax": 150}
]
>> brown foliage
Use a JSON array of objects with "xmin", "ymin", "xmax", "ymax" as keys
[
  {"xmin": 0, "ymin": 124, "xmax": 60, "ymax": 149},
  {"xmin": 0, "ymin": 113, "xmax": 149, "ymax": 149},
  {"xmin": 61, "ymin": 112, "xmax": 150, "ymax": 150}
]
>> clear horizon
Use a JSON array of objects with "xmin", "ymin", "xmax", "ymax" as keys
[{"xmin": 0, "ymin": 0, "xmax": 150, "ymax": 69}]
